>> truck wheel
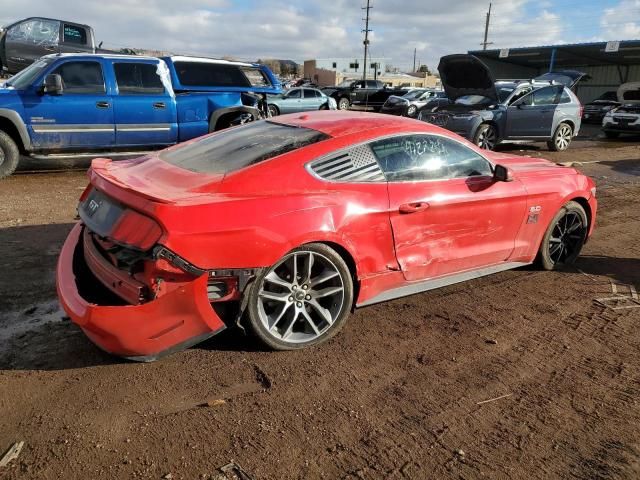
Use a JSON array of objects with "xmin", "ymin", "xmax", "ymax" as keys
[
  {"xmin": 547, "ymin": 123, "xmax": 573, "ymax": 151},
  {"xmin": 0, "ymin": 131, "xmax": 20, "ymax": 180},
  {"xmin": 338, "ymin": 98, "xmax": 350, "ymax": 110}
]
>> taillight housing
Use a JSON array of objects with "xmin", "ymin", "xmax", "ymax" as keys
[
  {"xmin": 579, "ymin": 103, "xmax": 584, "ymax": 118},
  {"xmin": 110, "ymin": 210, "xmax": 162, "ymax": 251}
]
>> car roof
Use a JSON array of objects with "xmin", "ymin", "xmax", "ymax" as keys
[{"xmin": 270, "ymin": 111, "xmax": 440, "ymax": 139}]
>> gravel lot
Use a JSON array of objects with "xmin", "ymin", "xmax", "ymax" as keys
[{"xmin": 0, "ymin": 125, "xmax": 639, "ymax": 479}]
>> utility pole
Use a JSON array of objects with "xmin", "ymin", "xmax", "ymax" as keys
[
  {"xmin": 413, "ymin": 48, "xmax": 416, "ymax": 72},
  {"xmin": 481, "ymin": 2, "xmax": 493, "ymax": 50},
  {"xmin": 362, "ymin": 0, "xmax": 372, "ymax": 81}
]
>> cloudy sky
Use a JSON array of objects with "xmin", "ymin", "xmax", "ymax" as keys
[{"xmin": 2, "ymin": 0, "xmax": 639, "ymax": 70}]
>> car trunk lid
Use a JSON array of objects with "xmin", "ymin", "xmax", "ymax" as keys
[
  {"xmin": 437, "ymin": 54, "xmax": 498, "ymax": 102},
  {"xmin": 533, "ymin": 70, "xmax": 590, "ymax": 89}
]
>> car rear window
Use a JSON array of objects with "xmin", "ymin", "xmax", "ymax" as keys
[
  {"xmin": 159, "ymin": 121, "xmax": 329, "ymax": 174},
  {"xmin": 173, "ymin": 61, "xmax": 270, "ymax": 88}
]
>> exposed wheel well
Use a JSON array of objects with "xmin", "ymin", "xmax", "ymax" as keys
[
  {"xmin": 268, "ymin": 104, "xmax": 279, "ymax": 115},
  {"xmin": 0, "ymin": 117, "xmax": 25, "ymax": 153},
  {"xmin": 558, "ymin": 120, "xmax": 575, "ymax": 133},
  {"xmin": 313, "ymin": 241, "xmax": 360, "ymax": 305},
  {"xmin": 570, "ymin": 196, "xmax": 592, "ymax": 230}
]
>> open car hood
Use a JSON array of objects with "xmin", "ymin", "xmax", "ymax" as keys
[
  {"xmin": 438, "ymin": 54, "xmax": 497, "ymax": 102},
  {"xmin": 533, "ymin": 70, "xmax": 589, "ymax": 89},
  {"xmin": 618, "ymin": 82, "xmax": 640, "ymax": 104}
]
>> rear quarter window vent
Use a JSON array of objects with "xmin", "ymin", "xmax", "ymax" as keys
[{"xmin": 309, "ymin": 145, "xmax": 385, "ymax": 182}]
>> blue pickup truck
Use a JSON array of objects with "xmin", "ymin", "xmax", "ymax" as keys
[{"xmin": 0, "ymin": 53, "xmax": 281, "ymax": 178}]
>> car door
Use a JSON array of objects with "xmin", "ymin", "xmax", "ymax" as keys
[
  {"xmin": 4, "ymin": 18, "xmax": 60, "ymax": 72},
  {"xmin": 506, "ymin": 86, "xmax": 562, "ymax": 138},
  {"xmin": 372, "ymin": 134, "xmax": 528, "ymax": 281},
  {"xmin": 22, "ymin": 58, "xmax": 115, "ymax": 149},
  {"xmin": 111, "ymin": 60, "xmax": 178, "ymax": 146},
  {"xmin": 58, "ymin": 23, "xmax": 93, "ymax": 54},
  {"xmin": 281, "ymin": 88, "xmax": 302, "ymax": 113},
  {"xmin": 302, "ymin": 88, "xmax": 321, "ymax": 110}
]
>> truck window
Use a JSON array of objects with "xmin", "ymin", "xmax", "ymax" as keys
[
  {"xmin": 240, "ymin": 67, "xmax": 271, "ymax": 87},
  {"xmin": 63, "ymin": 24, "xmax": 87, "ymax": 45},
  {"xmin": 7, "ymin": 18, "xmax": 60, "ymax": 45},
  {"xmin": 173, "ymin": 61, "xmax": 255, "ymax": 88},
  {"xmin": 114, "ymin": 63, "xmax": 165, "ymax": 95},
  {"xmin": 51, "ymin": 61, "xmax": 105, "ymax": 94}
]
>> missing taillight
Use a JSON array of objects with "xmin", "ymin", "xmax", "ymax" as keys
[{"xmin": 110, "ymin": 210, "xmax": 162, "ymax": 251}]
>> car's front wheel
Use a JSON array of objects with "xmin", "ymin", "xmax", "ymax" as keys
[
  {"xmin": 406, "ymin": 105, "xmax": 417, "ymax": 117},
  {"xmin": 473, "ymin": 124, "xmax": 498, "ymax": 150},
  {"xmin": 267, "ymin": 104, "xmax": 279, "ymax": 117},
  {"xmin": 246, "ymin": 243, "xmax": 354, "ymax": 350},
  {"xmin": 548, "ymin": 122, "xmax": 573, "ymax": 151},
  {"xmin": 538, "ymin": 201, "xmax": 588, "ymax": 270}
]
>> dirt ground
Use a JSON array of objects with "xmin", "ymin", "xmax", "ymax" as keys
[{"xmin": 0, "ymin": 126, "xmax": 639, "ymax": 479}]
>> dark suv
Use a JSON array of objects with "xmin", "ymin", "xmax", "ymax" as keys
[{"xmin": 419, "ymin": 54, "xmax": 586, "ymax": 151}]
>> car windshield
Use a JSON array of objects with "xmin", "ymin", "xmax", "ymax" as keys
[
  {"xmin": 403, "ymin": 90, "xmax": 426, "ymax": 100},
  {"xmin": 596, "ymin": 91, "xmax": 618, "ymax": 102},
  {"xmin": 159, "ymin": 121, "xmax": 330, "ymax": 174},
  {"xmin": 4, "ymin": 58, "xmax": 54, "ymax": 90},
  {"xmin": 455, "ymin": 95, "xmax": 493, "ymax": 106},
  {"xmin": 497, "ymin": 87, "xmax": 515, "ymax": 103}
]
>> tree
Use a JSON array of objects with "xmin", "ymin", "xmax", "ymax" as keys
[{"xmin": 418, "ymin": 64, "xmax": 431, "ymax": 75}]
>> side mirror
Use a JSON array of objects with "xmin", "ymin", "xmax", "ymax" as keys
[
  {"xmin": 493, "ymin": 164, "xmax": 514, "ymax": 182},
  {"xmin": 43, "ymin": 74, "xmax": 63, "ymax": 95}
]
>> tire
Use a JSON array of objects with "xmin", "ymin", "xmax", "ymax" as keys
[
  {"xmin": 547, "ymin": 122, "xmax": 573, "ymax": 151},
  {"xmin": 537, "ymin": 201, "xmax": 588, "ymax": 271},
  {"xmin": 406, "ymin": 105, "xmax": 417, "ymax": 117},
  {"xmin": 319, "ymin": 103, "xmax": 329, "ymax": 110},
  {"xmin": 0, "ymin": 130, "xmax": 20, "ymax": 180},
  {"xmin": 246, "ymin": 243, "xmax": 354, "ymax": 350},
  {"xmin": 473, "ymin": 124, "xmax": 498, "ymax": 150},
  {"xmin": 604, "ymin": 131, "xmax": 620, "ymax": 139},
  {"xmin": 268, "ymin": 104, "xmax": 279, "ymax": 117},
  {"xmin": 338, "ymin": 97, "xmax": 350, "ymax": 110}
]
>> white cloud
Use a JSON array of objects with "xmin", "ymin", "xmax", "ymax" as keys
[{"xmin": 601, "ymin": 0, "xmax": 640, "ymax": 38}]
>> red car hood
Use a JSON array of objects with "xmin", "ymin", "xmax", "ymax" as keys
[
  {"xmin": 489, "ymin": 153, "xmax": 570, "ymax": 175},
  {"xmin": 90, "ymin": 155, "xmax": 223, "ymax": 204}
]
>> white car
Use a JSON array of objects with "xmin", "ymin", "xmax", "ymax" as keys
[{"xmin": 602, "ymin": 82, "xmax": 640, "ymax": 138}]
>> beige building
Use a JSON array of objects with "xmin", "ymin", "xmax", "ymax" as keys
[{"xmin": 304, "ymin": 60, "xmax": 441, "ymax": 89}]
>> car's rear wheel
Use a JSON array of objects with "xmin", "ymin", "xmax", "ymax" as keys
[
  {"xmin": 548, "ymin": 123, "xmax": 573, "ymax": 151},
  {"xmin": 0, "ymin": 130, "xmax": 20, "ymax": 180},
  {"xmin": 319, "ymin": 103, "xmax": 329, "ymax": 110},
  {"xmin": 604, "ymin": 131, "xmax": 620, "ymax": 139},
  {"xmin": 246, "ymin": 243, "xmax": 354, "ymax": 350},
  {"xmin": 338, "ymin": 97, "xmax": 350, "ymax": 110},
  {"xmin": 473, "ymin": 124, "xmax": 498, "ymax": 150},
  {"xmin": 267, "ymin": 104, "xmax": 279, "ymax": 117},
  {"xmin": 538, "ymin": 201, "xmax": 588, "ymax": 270}
]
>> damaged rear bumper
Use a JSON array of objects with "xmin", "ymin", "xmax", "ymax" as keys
[{"xmin": 56, "ymin": 223, "xmax": 226, "ymax": 361}]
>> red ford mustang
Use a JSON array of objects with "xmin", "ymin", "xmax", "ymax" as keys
[{"xmin": 56, "ymin": 111, "xmax": 597, "ymax": 361}]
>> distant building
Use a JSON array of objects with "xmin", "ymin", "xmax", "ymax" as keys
[
  {"xmin": 308, "ymin": 57, "xmax": 389, "ymax": 77},
  {"xmin": 304, "ymin": 59, "xmax": 440, "ymax": 88}
]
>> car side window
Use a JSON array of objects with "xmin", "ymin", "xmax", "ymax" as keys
[
  {"xmin": 62, "ymin": 24, "xmax": 87, "ymax": 45},
  {"xmin": 303, "ymin": 89, "xmax": 316, "ymax": 98},
  {"xmin": 370, "ymin": 135, "xmax": 493, "ymax": 182},
  {"xmin": 287, "ymin": 89, "xmax": 301, "ymax": 99},
  {"xmin": 114, "ymin": 63, "xmax": 165, "ymax": 95},
  {"xmin": 509, "ymin": 87, "xmax": 533, "ymax": 105},
  {"xmin": 559, "ymin": 89, "xmax": 572, "ymax": 104},
  {"xmin": 314, "ymin": 90, "xmax": 322, "ymax": 98},
  {"xmin": 366, "ymin": 80, "xmax": 378, "ymax": 88},
  {"xmin": 51, "ymin": 61, "xmax": 105, "ymax": 94},
  {"xmin": 533, "ymin": 86, "xmax": 562, "ymax": 105}
]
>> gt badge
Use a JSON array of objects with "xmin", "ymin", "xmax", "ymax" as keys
[
  {"xmin": 527, "ymin": 205, "xmax": 542, "ymax": 224},
  {"xmin": 87, "ymin": 199, "xmax": 101, "ymax": 217}
]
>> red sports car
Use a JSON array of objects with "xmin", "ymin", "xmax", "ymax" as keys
[{"xmin": 56, "ymin": 111, "xmax": 597, "ymax": 361}]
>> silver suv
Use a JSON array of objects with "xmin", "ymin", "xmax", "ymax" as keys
[{"xmin": 419, "ymin": 54, "xmax": 586, "ymax": 151}]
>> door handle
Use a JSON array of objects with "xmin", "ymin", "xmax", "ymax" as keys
[
  {"xmin": 153, "ymin": 102, "xmax": 166, "ymax": 109},
  {"xmin": 399, "ymin": 202, "xmax": 430, "ymax": 214},
  {"xmin": 44, "ymin": 45, "xmax": 56, "ymax": 52},
  {"xmin": 96, "ymin": 101, "xmax": 110, "ymax": 109}
]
